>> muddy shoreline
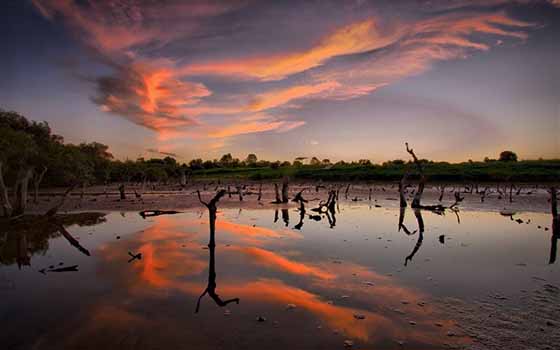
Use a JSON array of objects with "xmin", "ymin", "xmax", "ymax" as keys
[{"xmin": 24, "ymin": 181, "xmax": 554, "ymax": 215}]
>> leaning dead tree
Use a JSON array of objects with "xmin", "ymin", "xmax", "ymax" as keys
[
  {"xmin": 45, "ymin": 183, "xmax": 78, "ymax": 217},
  {"xmin": 196, "ymin": 189, "xmax": 239, "ymax": 312}
]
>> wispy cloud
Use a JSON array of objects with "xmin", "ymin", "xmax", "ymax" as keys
[
  {"xmin": 180, "ymin": 19, "xmax": 403, "ymax": 81},
  {"xmin": 32, "ymin": 0, "xmax": 538, "ymax": 152}
]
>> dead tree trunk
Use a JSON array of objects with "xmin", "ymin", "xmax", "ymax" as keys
[
  {"xmin": 118, "ymin": 184, "xmax": 126, "ymax": 200},
  {"xmin": 281, "ymin": 176, "xmax": 289, "ymax": 203},
  {"xmin": 13, "ymin": 168, "xmax": 33, "ymax": 216},
  {"xmin": 45, "ymin": 183, "xmax": 77, "ymax": 217},
  {"xmin": 273, "ymin": 183, "xmax": 282, "ymax": 203},
  {"xmin": 236, "ymin": 185, "xmax": 243, "ymax": 201},
  {"xmin": 405, "ymin": 143, "xmax": 425, "ymax": 208},
  {"xmin": 79, "ymin": 181, "xmax": 87, "ymax": 207},
  {"xmin": 257, "ymin": 183, "xmax": 262, "ymax": 201},
  {"xmin": 509, "ymin": 183, "xmax": 514, "ymax": 203},
  {"xmin": 0, "ymin": 162, "xmax": 13, "ymax": 217},
  {"xmin": 180, "ymin": 170, "xmax": 187, "ymax": 189},
  {"xmin": 33, "ymin": 166, "xmax": 47, "ymax": 204},
  {"xmin": 438, "ymin": 185, "xmax": 446, "ymax": 202}
]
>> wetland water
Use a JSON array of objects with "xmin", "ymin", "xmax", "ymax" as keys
[{"xmin": 1, "ymin": 203, "xmax": 558, "ymax": 349}]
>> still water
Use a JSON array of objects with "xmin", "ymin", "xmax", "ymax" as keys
[{"xmin": 1, "ymin": 203, "xmax": 557, "ymax": 349}]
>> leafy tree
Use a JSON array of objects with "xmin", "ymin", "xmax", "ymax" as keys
[
  {"xmin": 219, "ymin": 153, "xmax": 233, "ymax": 167},
  {"xmin": 245, "ymin": 154, "xmax": 258, "ymax": 166},
  {"xmin": 310, "ymin": 157, "xmax": 321, "ymax": 166},
  {"xmin": 358, "ymin": 159, "xmax": 372, "ymax": 166},
  {"xmin": 499, "ymin": 150, "xmax": 518, "ymax": 162},
  {"xmin": 0, "ymin": 126, "xmax": 38, "ymax": 216},
  {"xmin": 189, "ymin": 158, "xmax": 204, "ymax": 170}
]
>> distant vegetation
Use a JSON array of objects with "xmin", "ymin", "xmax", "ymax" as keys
[{"xmin": 1, "ymin": 109, "xmax": 558, "ymax": 203}]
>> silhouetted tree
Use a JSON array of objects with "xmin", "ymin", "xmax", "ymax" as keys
[{"xmin": 499, "ymin": 150, "xmax": 518, "ymax": 162}]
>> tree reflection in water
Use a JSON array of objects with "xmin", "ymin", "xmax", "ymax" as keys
[
  {"xmin": 195, "ymin": 190, "xmax": 240, "ymax": 313},
  {"xmin": 0, "ymin": 212, "xmax": 105, "ymax": 267}
]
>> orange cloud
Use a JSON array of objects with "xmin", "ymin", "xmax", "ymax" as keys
[
  {"xmin": 315, "ymin": 11, "xmax": 534, "ymax": 91},
  {"xmin": 234, "ymin": 247, "xmax": 336, "ymax": 280},
  {"xmin": 93, "ymin": 60, "xmax": 210, "ymax": 137},
  {"xmin": 248, "ymin": 81, "xmax": 340, "ymax": 111},
  {"xmin": 180, "ymin": 19, "xmax": 402, "ymax": 81},
  {"xmin": 32, "ymin": 1, "xmax": 537, "ymax": 152},
  {"xmin": 205, "ymin": 117, "xmax": 305, "ymax": 139}
]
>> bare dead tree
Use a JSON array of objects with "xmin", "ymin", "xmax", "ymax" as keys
[
  {"xmin": 480, "ymin": 187, "xmax": 493, "ymax": 203},
  {"xmin": 281, "ymin": 176, "xmax": 289, "ymax": 203},
  {"xmin": 404, "ymin": 143, "xmax": 454, "ymax": 213},
  {"xmin": 449, "ymin": 192, "xmax": 465, "ymax": 209},
  {"xmin": 235, "ymin": 184, "xmax": 243, "ymax": 201},
  {"xmin": 118, "ymin": 184, "xmax": 126, "ymax": 200},
  {"xmin": 272, "ymin": 183, "xmax": 282, "ymax": 204},
  {"xmin": 344, "ymin": 184, "xmax": 350, "ymax": 199},
  {"xmin": 292, "ymin": 188, "xmax": 308, "ymax": 207},
  {"xmin": 405, "ymin": 142, "xmax": 426, "ymax": 209},
  {"xmin": 311, "ymin": 190, "xmax": 337, "ymax": 214},
  {"xmin": 32, "ymin": 166, "xmax": 48, "ymax": 204},
  {"xmin": 437, "ymin": 184, "xmax": 446, "ymax": 202}
]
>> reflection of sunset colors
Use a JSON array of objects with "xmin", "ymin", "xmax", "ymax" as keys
[
  {"xmin": 4, "ymin": 1, "xmax": 557, "ymax": 161},
  {"xmin": 233, "ymin": 246, "xmax": 335, "ymax": 280},
  {"xmin": 92, "ymin": 212, "xmax": 459, "ymax": 345}
]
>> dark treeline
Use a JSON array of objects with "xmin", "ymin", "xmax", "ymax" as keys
[{"xmin": 1, "ymin": 109, "xmax": 559, "ymax": 203}]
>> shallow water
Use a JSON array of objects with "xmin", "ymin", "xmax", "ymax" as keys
[{"xmin": 1, "ymin": 203, "xmax": 558, "ymax": 349}]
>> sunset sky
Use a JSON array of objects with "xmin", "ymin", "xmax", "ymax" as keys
[{"xmin": 1, "ymin": 0, "xmax": 559, "ymax": 162}]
